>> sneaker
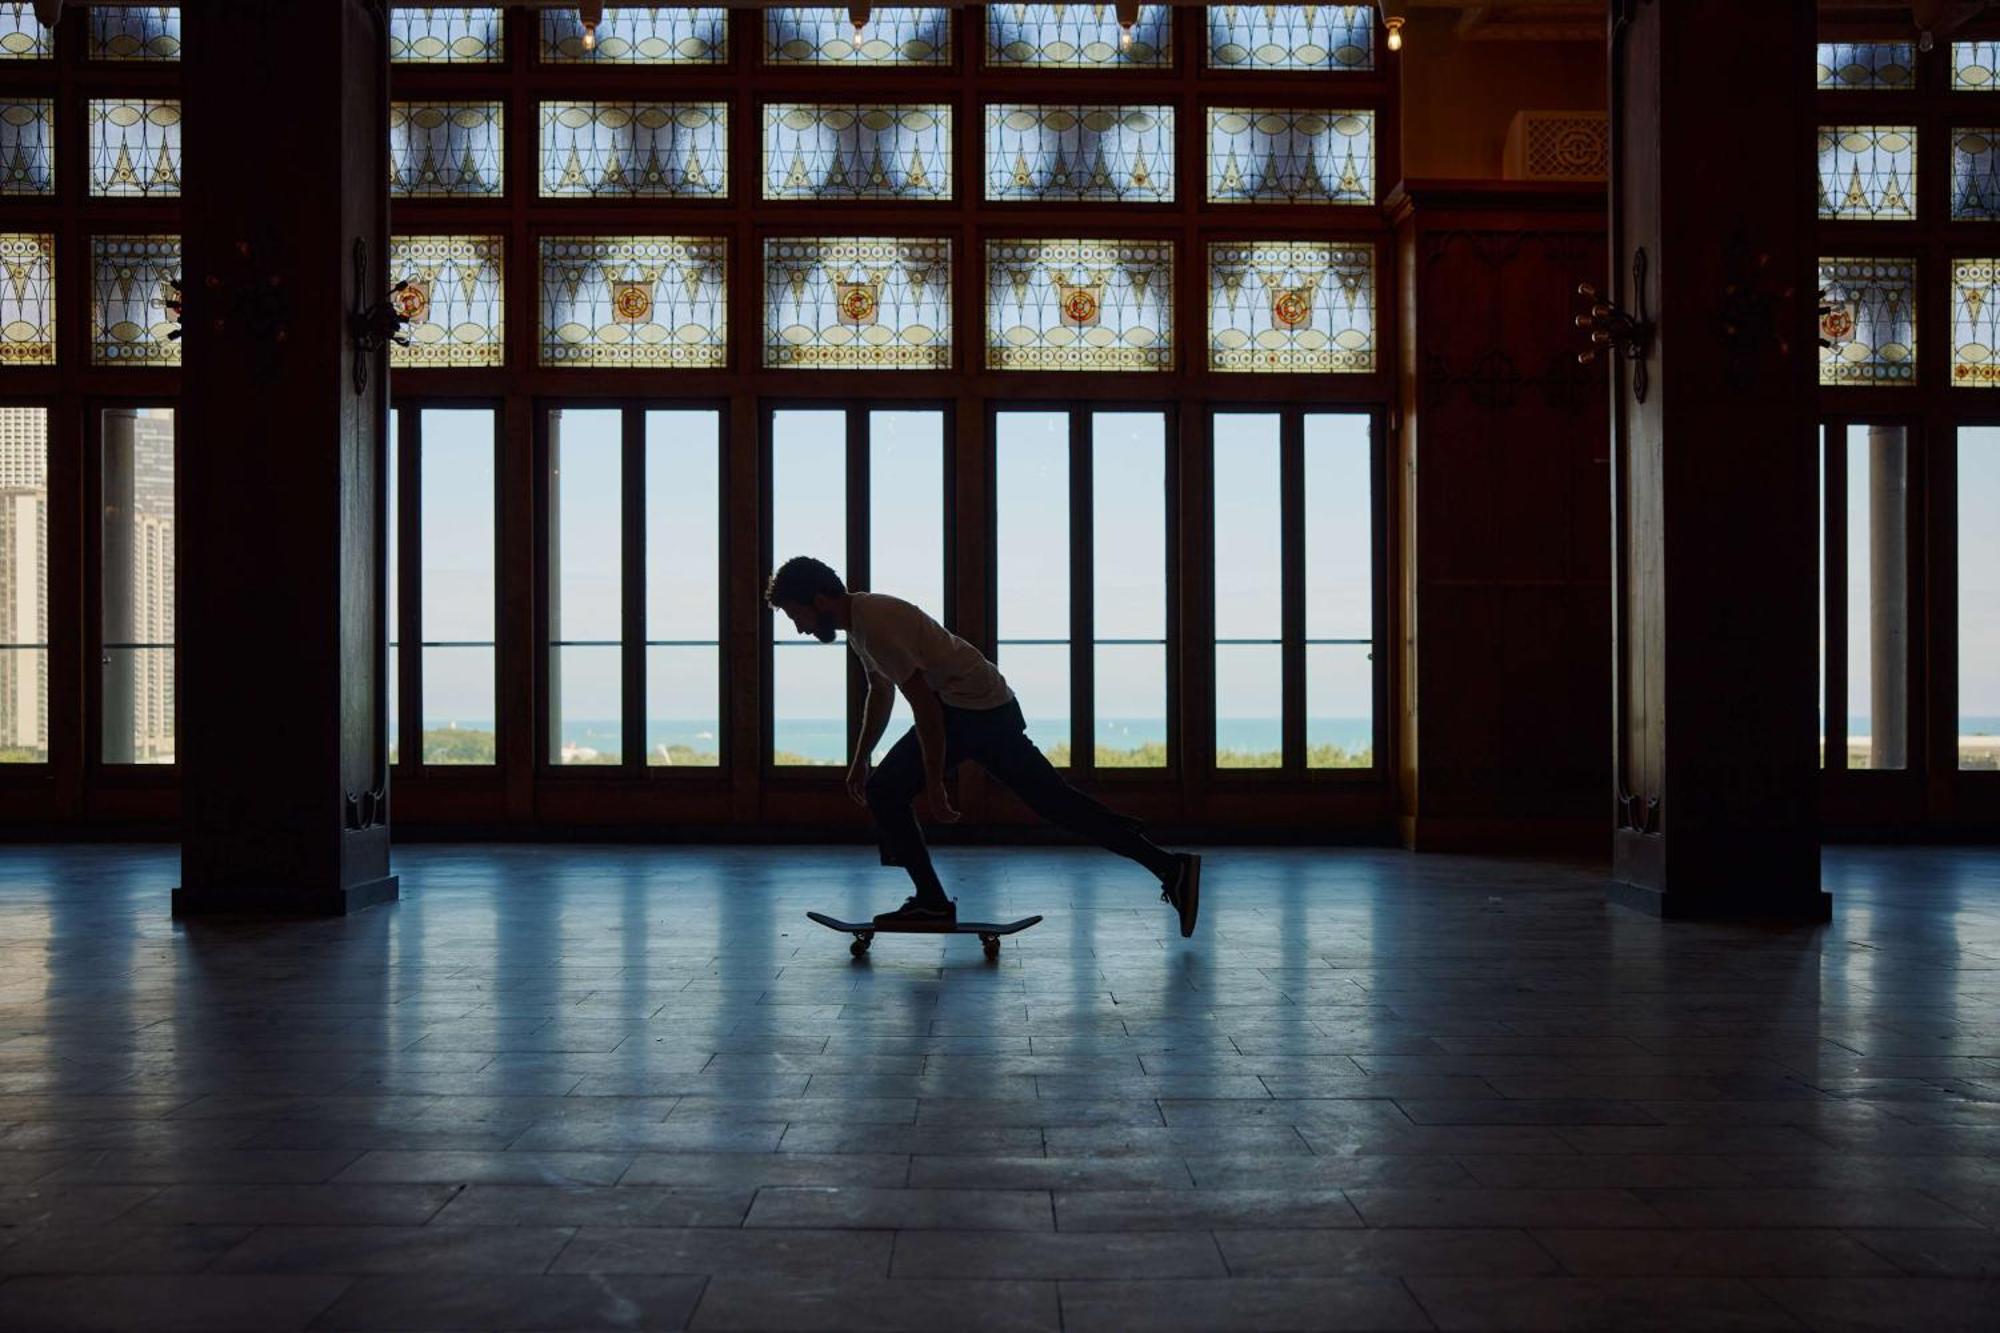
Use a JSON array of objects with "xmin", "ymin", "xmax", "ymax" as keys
[
  {"xmin": 873, "ymin": 896, "xmax": 956, "ymax": 928},
  {"xmin": 1160, "ymin": 853, "xmax": 1201, "ymax": 938}
]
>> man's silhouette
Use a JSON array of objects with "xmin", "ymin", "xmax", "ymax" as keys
[{"xmin": 767, "ymin": 555, "xmax": 1200, "ymax": 935}]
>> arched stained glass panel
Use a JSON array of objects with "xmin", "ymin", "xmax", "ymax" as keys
[
  {"xmin": 1816, "ymin": 41, "xmax": 1914, "ymax": 89},
  {"xmin": 540, "ymin": 6, "xmax": 727, "ymax": 63},
  {"xmin": 1956, "ymin": 41, "xmax": 2000, "ymax": 90},
  {"xmin": 0, "ymin": 4, "xmax": 50, "ymax": 59},
  {"xmin": 389, "ymin": 235, "xmax": 505, "ymax": 369},
  {"xmin": 1818, "ymin": 256, "xmax": 1916, "ymax": 386},
  {"xmin": 390, "ymin": 102, "xmax": 504, "ymax": 198},
  {"xmin": 762, "ymin": 104, "xmax": 952, "ymax": 202},
  {"xmin": 765, "ymin": 7, "xmax": 952, "ymax": 65},
  {"xmin": 88, "ymin": 100, "xmax": 181, "ymax": 198},
  {"xmin": 90, "ymin": 234, "xmax": 180, "ymax": 366},
  {"xmin": 1208, "ymin": 109, "xmax": 1373, "ymax": 205},
  {"xmin": 1207, "ymin": 3, "xmax": 1373, "ymax": 71},
  {"xmin": 1209, "ymin": 240, "xmax": 1374, "ymax": 374},
  {"xmin": 763, "ymin": 237, "xmax": 952, "ymax": 369},
  {"xmin": 538, "ymin": 235, "xmax": 727, "ymax": 368},
  {"xmin": 985, "ymin": 104, "xmax": 1174, "ymax": 203},
  {"xmin": 1, "ymin": 100, "xmax": 53, "ymax": 196},
  {"xmin": 987, "ymin": 3, "xmax": 1171, "ymax": 69},
  {"xmin": 88, "ymin": 5, "xmax": 180, "ymax": 60},
  {"xmin": 1953, "ymin": 129, "xmax": 2000, "ymax": 219},
  {"xmin": 0, "ymin": 233, "xmax": 54, "ymax": 365},
  {"xmin": 540, "ymin": 102, "xmax": 727, "ymax": 199},
  {"xmin": 1816, "ymin": 125, "xmax": 1916, "ymax": 221},
  {"xmin": 1952, "ymin": 259, "xmax": 2000, "ymax": 388},
  {"xmin": 390, "ymin": 6, "xmax": 504, "ymax": 63},
  {"xmin": 986, "ymin": 238, "xmax": 1174, "ymax": 372}
]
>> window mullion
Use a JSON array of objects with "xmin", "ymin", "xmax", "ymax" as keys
[
  {"xmin": 1071, "ymin": 408, "xmax": 1094, "ymax": 775},
  {"xmin": 1281, "ymin": 410, "xmax": 1307, "ymax": 774},
  {"xmin": 621, "ymin": 404, "xmax": 645, "ymax": 772}
]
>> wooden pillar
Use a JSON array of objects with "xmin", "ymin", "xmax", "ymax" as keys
[
  {"xmin": 1607, "ymin": 0, "xmax": 1827, "ymax": 918},
  {"xmin": 172, "ymin": 0, "xmax": 397, "ymax": 915}
]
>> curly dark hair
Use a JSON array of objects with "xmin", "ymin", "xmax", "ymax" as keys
[{"xmin": 765, "ymin": 555, "xmax": 846, "ymax": 607}]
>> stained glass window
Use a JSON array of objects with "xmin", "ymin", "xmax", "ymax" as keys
[
  {"xmin": 1209, "ymin": 241, "xmax": 1374, "ymax": 373},
  {"xmin": 1816, "ymin": 41, "xmax": 1914, "ymax": 89},
  {"xmin": 391, "ymin": 103, "xmax": 503, "ymax": 199},
  {"xmin": 0, "ymin": 4, "xmax": 49, "ymax": 59},
  {"xmin": 88, "ymin": 5, "xmax": 180, "ymax": 60},
  {"xmin": 1819, "ymin": 257, "xmax": 1916, "ymax": 386},
  {"xmin": 1817, "ymin": 126, "xmax": 1916, "ymax": 221},
  {"xmin": 1955, "ymin": 41, "xmax": 2000, "ymax": 90},
  {"xmin": 1953, "ymin": 129, "xmax": 2000, "ymax": 219},
  {"xmin": 91, "ymin": 234, "xmax": 180, "ymax": 366},
  {"xmin": 1209, "ymin": 109, "xmax": 1373, "ymax": 204},
  {"xmin": 986, "ymin": 238, "xmax": 1173, "ymax": 372},
  {"xmin": 88, "ymin": 100, "xmax": 181, "ymax": 199},
  {"xmin": 763, "ymin": 104, "xmax": 951, "ymax": 202},
  {"xmin": 1208, "ymin": 3, "xmax": 1373, "ymax": 71},
  {"xmin": 1952, "ymin": 259, "xmax": 2000, "ymax": 387},
  {"xmin": 1, "ymin": 100, "xmax": 53, "ymax": 196},
  {"xmin": 538, "ymin": 236, "xmax": 727, "ymax": 369},
  {"xmin": 388, "ymin": 236, "xmax": 505, "ymax": 369},
  {"xmin": 540, "ymin": 6, "xmax": 727, "ymax": 63},
  {"xmin": 987, "ymin": 3, "xmax": 1171, "ymax": 69},
  {"xmin": 390, "ymin": 6, "xmax": 504, "ymax": 63},
  {"xmin": 0, "ymin": 234, "xmax": 54, "ymax": 365},
  {"xmin": 541, "ymin": 102, "xmax": 727, "ymax": 199},
  {"xmin": 764, "ymin": 237, "xmax": 951, "ymax": 369},
  {"xmin": 765, "ymin": 7, "xmax": 952, "ymax": 64},
  {"xmin": 985, "ymin": 105, "xmax": 1173, "ymax": 203}
]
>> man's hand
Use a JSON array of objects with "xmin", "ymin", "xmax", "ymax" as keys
[
  {"xmin": 845, "ymin": 760, "xmax": 870, "ymax": 808},
  {"xmin": 927, "ymin": 780, "xmax": 960, "ymax": 823}
]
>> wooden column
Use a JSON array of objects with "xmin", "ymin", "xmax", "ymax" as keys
[
  {"xmin": 1607, "ymin": 0, "xmax": 1826, "ymax": 918},
  {"xmin": 173, "ymin": 0, "xmax": 397, "ymax": 915}
]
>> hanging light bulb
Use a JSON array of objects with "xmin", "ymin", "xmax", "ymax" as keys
[
  {"xmin": 1116, "ymin": 0, "xmax": 1140, "ymax": 51},
  {"xmin": 1385, "ymin": 17, "xmax": 1404, "ymax": 51},
  {"xmin": 579, "ymin": 1, "xmax": 603, "ymax": 51},
  {"xmin": 849, "ymin": 4, "xmax": 871, "ymax": 45}
]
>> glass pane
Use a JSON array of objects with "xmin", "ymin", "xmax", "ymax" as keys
[
  {"xmin": 388, "ymin": 645, "xmax": 398, "ymax": 766},
  {"xmin": 0, "ymin": 406, "xmax": 48, "ymax": 763},
  {"xmin": 420, "ymin": 409, "xmax": 495, "ymax": 645},
  {"xmin": 1951, "ymin": 130, "xmax": 2000, "ymax": 220},
  {"xmin": 1, "ymin": 100, "xmax": 54, "ymax": 195},
  {"xmin": 1953, "ymin": 258, "xmax": 2000, "ymax": 386},
  {"xmin": 646, "ymin": 409, "xmax": 720, "ymax": 768},
  {"xmin": 763, "ymin": 104, "xmax": 951, "ymax": 201},
  {"xmin": 1818, "ymin": 41, "xmax": 1913, "ymax": 89},
  {"xmin": 984, "ymin": 104, "xmax": 1173, "ymax": 203},
  {"xmin": 869, "ymin": 410, "xmax": 945, "ymax": 615},
  {"xmin": 771, "ymin": 410, "xmax": 848, "ymax": 766},
  {"xmin": 0, "ymin": 233, "xmax": 55, "ymax": 366},
  {"xmin": 1955, "ymin": 40, "xmax": 2000, "ymax": 90},
  {"xmin": 100, "ymin": 408, "xmax": 175, "ymax": 765},
  {"xmin": 88, "ymin": 6, "xmax": 179, "ymax": 59},
  {"xmin": 540, "ymin": 6, "xmax": 727, "ymax": 63},
  {"xmin": 88, "ymin": 99, "xmax": 181, "ymax": 198},
  {"xmin": 90, "ymin": 234, "xmax": 180, "ymax": 367},
  {"xmin": 987, "ymin": 238, "xmax": 1173, "ymax": 372},
  {"xmin": 987, "ymin": 3, "xmax": 1170, "ymax": 68},
  {"xmin": 1307, "ymin": 414, "xmax": 1373, "ymax": 768},
  {"xmin": 390, "ymin": 6, "xmax": 504, "ymax": 63},
  {"xmin": 1211, "ymin": 240, "xmax": 1375, "ymax": 374},
  {"xmin": 1816, "ymin": 126, "xmax": 1915, "ymax": 221},
  {"xmin": 996, "ymin": 412, "xmax": 1069, "ymax": 763},
  {"xmin": 0, "ymin": 3, "xmax": 50, "ymax": 58},
  {"xmin": 539, "ymin": 236, "xmax": 727, "ymax": 369},
  {"xmin": 390, "ymin": 103, "xmax": 503, "ymax": 198},
  {"xmin": 389, "ymin": 235, "xmax": 505, "ymax": 369},
  {"xmin": 421, "ymin": 645, "xmax": 494, "ymax": 763},
  {"xmin": 1214, "ymin": 414, "xmax": 1280, "ymax": 768},
  {"xmin": 765, "ymin": 7, "xmax": 951, "ymax": 65},
  {"xmin": 549, "ymin": 409, "xmax": 623, "ymax": 766},
  {"xmin": 1209, "ymin": 109, "xmax": 1372, "ymax": 204},
  {"xmin": 540, "ymin": 102, "xmax": 727, "ymax": 199},
  {"xmin": 1847, "ymin": 425, "xmax": 1908, "ymax": 771},
  {"xmin": 764, "ymin": 237, "xmax": 951, "ymax": 369},
  {"xmin": 1960, "ymin": 428, "xmax": 2000, "ymax": 769},
  {"xmin": 1002, "ymin": 643, "xmax": 1069, "ymax": 763},
  {"xmin": 1094, "ymin": 412, "xmax": 1165, "ymax": 768},
  {"xmin": 1209, "ymin": 3, "xmax": 1373, "ymax": 71},
  {"xmin": 554, "ymin": 646, "xmax": 621, "ymax": 765},
  {"xmin": 1819, "ymin": 257, "xmax": 1917, "ymax": 387}
]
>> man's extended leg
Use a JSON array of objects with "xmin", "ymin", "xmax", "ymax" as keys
[{"xmin": 864, "ymin": 726, "xmax": 952, "ymax": 917}]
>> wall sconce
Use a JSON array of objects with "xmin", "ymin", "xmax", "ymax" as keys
[
  {"xmin": 579, "ymin": 1, "xmax": 603, "ymax": 51},
  {"xmin": 1382, "ymin": 0, "xmax": 1406, "ymax": 51},
  {"xmin": 1116, "ymin": 0, "xmax": 1140, "ymax": 51}
]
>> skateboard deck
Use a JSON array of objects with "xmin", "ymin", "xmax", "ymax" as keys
[{"xmin": 806, "ymin": 910, "xmax": 1042, "ymax": 959}]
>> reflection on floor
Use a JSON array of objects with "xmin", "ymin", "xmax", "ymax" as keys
[{"xmin": 0, "ymin": 843, "xmax": 1995, "ymax": 1330}]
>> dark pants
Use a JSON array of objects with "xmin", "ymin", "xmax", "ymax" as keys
[{"xmin": 865, "ymin": 698, "xmax": 1178, "ymax": 902}]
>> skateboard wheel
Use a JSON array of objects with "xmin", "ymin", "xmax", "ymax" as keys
[
  {"xmin": 981, "ymin": 934, "xmax": 1000, "ymax": 959},
  {"xmin": 850, "ymin": 936, "xmax": 871, "ymax": 957}
]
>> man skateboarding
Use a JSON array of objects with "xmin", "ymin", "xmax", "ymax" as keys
[{"xmin": 766, "ymin": 555, "xmax": 1201, "ymax": 937}]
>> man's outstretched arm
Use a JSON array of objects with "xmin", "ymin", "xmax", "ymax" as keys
[
  {"xmin": 847, "ymin": 672, "xmax": 896, "ymax": 805},
  {"xmin": 895, "ymin": 670, "xmax": 959, "ymax": 823}
]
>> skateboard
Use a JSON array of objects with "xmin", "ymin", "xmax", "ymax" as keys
[{"xmin": 806, "ymin": 910, "xmax": 1043, "ymax": 960}]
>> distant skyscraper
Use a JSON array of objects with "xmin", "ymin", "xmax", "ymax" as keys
[
  {"xmin": 102, "ymin": 408, "xmax": 175, "ymax": 763},
  {"xmin": 0, "ymin": 407, "xmax": 49, "ymax": 760}
]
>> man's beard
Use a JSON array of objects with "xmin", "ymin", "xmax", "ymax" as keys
[{"xmin": 811, "ymin": 610, "xmax": 837, "ymax": 643}]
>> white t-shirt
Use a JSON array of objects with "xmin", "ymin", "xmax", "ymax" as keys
[{"xmin": 847, "ymin": 592, "xmax": 1014, "ymax": 710}]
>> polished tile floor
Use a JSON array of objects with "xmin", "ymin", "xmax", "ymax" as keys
[{"xmin": 0, "ymin": 843, "xmax": 1996, "ymax": 1331}]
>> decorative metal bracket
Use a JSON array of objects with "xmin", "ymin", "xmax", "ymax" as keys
[
  {"xmin": 1616, "ymin": 787, "xmax": 1660, "ymax": 836},
  {"xmin": 344, "ymin": 785, "xmax": 388, "ymax": 831},
  {"xmin": 348, "ymin": 237, "xmax": 413, "ymax": 395},
  {"xmin": 1576, "ymin": 248, "xmax": 1656, "ymax": 403}
]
